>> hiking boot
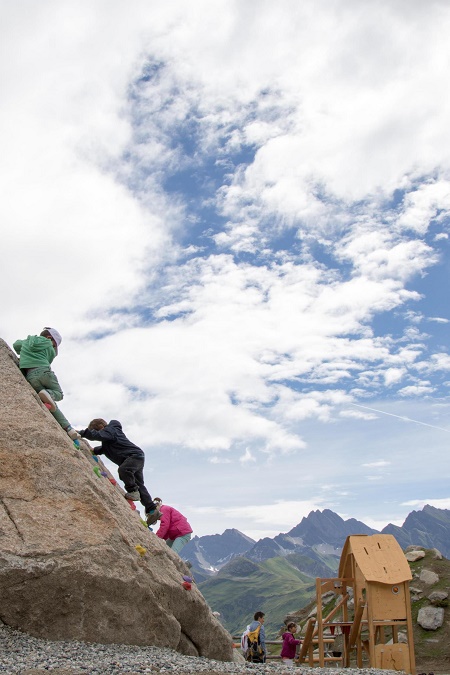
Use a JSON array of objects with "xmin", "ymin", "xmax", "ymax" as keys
[
  {"xmin": 124, "ymin": 490, "xmax": 140, "ymax": 501},
  {"xmin": 39, "ymin": 389, "xmax": 56, "ymax": 412},
  {"xmin": 146, "ymin": 508, "xmax": 162, "ymax": 526},
  {"xmin": 66, "ymin": 427, "xmax": 81, "ymax": 440}
]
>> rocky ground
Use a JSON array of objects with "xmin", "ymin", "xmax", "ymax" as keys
[{"xmin": 0, "ymin": 624, "xmax": 428, "ymax": 675}]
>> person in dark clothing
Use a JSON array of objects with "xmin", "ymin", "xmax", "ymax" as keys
[{"xmin": 78, "ymin": 418, "xmax": 160, "ymax": 525}]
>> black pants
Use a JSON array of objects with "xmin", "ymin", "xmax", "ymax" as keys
[{"xmin": 118, "ymin": 455, "xmax": 155, "ymax": 512}]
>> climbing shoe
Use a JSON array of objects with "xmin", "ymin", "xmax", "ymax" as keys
[
  {"xmin": 39, "ymin": 389, "xmax": 57, "ymax": 412},
  {"xmin": 124, "ymin": 490, "xmax": 140, "ymax": 501},
  {"xmin": 66, "ymin": 427, "xmax": 81, "ymax": 440},
  {"xmin": 146, "ymin": 508, "xmax": 162, "ymax": 526}
]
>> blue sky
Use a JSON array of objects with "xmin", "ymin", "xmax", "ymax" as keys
[{"xmin": 1, "ymin": 0, "xmax": 450, "ymax": 539}]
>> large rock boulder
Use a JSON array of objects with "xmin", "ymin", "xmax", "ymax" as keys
[
  {"xmin": 417, "ymin": 606, "xmax": 444, "ymax": 631},
  {"xmin": 405, "ymin": 550, "xmax": 426, "ymax": 562},
  {"xmin": 419, "ymin": 569, "xmax": 439, "ymax": 585},
  {"xmin": 428, "ymin": 591, "xmax": 448, "ymax": 607},
  {"xmin": 0, "ymin": 339, "xmax": 233, "ymax": 660}
]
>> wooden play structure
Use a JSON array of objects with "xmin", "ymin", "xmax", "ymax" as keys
[{"xmin": 297, "ymin": 534, "xmax": 416, "ymax": 673}]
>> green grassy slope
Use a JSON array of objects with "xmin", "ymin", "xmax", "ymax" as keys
[{"xmin": 199, "ymin": 556, "xmax": 317, "ymax": 638}]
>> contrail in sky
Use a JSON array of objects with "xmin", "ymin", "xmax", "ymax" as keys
[{"xmin": 351, "ymin": 403, "xmax": 450, "ymax": 434}]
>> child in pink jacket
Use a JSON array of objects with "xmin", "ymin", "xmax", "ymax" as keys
[
  {"xmin": 280, "ymin": 622, "xmax": 301, "ymax": 667},
  {"xmin": 153, "ymin": 498, "xmax": 193, "ymax": 554}
]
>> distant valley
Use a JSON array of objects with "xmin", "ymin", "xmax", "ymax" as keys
[{"xmin": 182, "ymin": 505, "xmax": 450, "ymax": 636}]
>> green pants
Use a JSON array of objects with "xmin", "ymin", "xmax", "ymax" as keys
[
  {"xmin": 166, "ymin": 533, "xmax": 192, "ymax": 554},
  {"xmin": 26, "ymin": 367, "xmax": 71, "ymax": 430}
]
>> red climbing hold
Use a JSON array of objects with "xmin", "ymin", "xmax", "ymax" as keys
[
  {"xmin": 128, "ymin": 500, "xmax": 137, "ymax": 510},
  {"xmin": 108, "ymin": 477, "xmax": 117, "ymax": 486},
  {"xmin": 182, "ymin": 581, "xmax": 192, "ymax": 590}
]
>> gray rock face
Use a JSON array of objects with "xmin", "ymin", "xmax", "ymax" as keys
[
  {"xmin": 428, "ymin": 591, "xmax": 448, "ymax": 606},
  {"xmin": 0, "ymin": 339, "xmax": 233, "ymax": 660},
  {"xmin": 419, "ymin": 569, "xmax": 439, "ymax": 585},
  {"xmin": 405, "ymin": 550, "xmax": 426, "ymax": 562},
  {"xmin": 430, "ymin": 547, "xmax": 443, "ymax": 559},
  {"xmin": 417, "ymin": 606, "xmax": 445, "ymax": 630}
]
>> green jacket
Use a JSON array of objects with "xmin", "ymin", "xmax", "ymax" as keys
[{"xmin": 13, "ymin": 335, "xmax": 56, "ymax": 369}]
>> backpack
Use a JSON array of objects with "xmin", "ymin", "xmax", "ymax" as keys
[
  {"xmin": 244, "ymin": 624, "xmax": 265, "ymax": 663},
  {"xmin": 240, "ymin": 626, "xmax": 250, "ymax": 651}
]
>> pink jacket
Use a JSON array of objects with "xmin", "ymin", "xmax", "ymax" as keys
[
  {"xmin": 156, "ymin": 504, "xmax": 193, "ymax": 541},
  {"xmin": 280, "ymin": 632, "xmax": 300, "ymax": 659}
]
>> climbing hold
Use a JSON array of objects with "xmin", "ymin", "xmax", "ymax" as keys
[
  {"xmin": 135, "ymin": 545, "xmax": 147, "ymax": 556},
  {"xmin": 182, "ymin": 581, "xmax": 192, "ymax": 590},
  {"xmin": 92, "ymin": 455, "xmax": 99, "ymax": 463},
  {"xmin": 100, "ymin": 471, "xmax": 108, "ymax": 477},
  {"xmin": 73, "ymin": 439, "xmax": 80, "ymax": 449},
  {"xmin": 128, "ymin": 500, "xmax": 137, "ymax": 510},
  {"xmin": 108, "ymin": 477, "xmax": 117, "ymax": 486},
  {"xmin": 93, "ymin": 466, "xmax": 101, "ymax": 477},
  {"xmin": 182, "ymin": 575, "xmax": 192, "ymax": 583}
]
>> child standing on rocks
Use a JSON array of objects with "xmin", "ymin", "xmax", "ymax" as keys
[
  {"xmin": 13, "ymin": 327, "xmax": 80, "ymax": 441},
  {"xmin": 78, "ymin": 419, "xmax": 161, "ymax": 525}
]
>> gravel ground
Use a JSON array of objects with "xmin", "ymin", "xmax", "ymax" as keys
[{"xmin": 0, "ymin": 624, "xmax": 408, "ymax": 675}]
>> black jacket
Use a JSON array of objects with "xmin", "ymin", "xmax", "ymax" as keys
[{"xmin": 80, "ymin": 420, "xmax": 144, "ymax": 465}]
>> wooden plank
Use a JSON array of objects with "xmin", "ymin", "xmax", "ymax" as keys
[{"xmin": 297, "ymin": 618, "xmax": 316, "ymax": 664}]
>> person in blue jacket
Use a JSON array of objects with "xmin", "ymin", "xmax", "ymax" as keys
[
  {"xmin": 78, "ymin": 418, "xmax": 160, "ymax": 525},
  {"xmin": 248, "ymin": 611, "xmax": 266, "ymax": 662}
]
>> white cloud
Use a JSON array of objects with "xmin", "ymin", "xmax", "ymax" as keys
[
  {"xmin": 384, "ymin": 368, "xmax": 406, "ymax": 386},
  {"xmin": 362, "ymin": 461, "xmax": 391, "ymax": 468},
  {"xmin": 397, "ymin": 180, "xmax": 450, "ymax": 235},
  {"xmin": 239, "ymin": 449, "xmax": 256, "ymax": 464},
  {"xmin": 398, "ymin": 384, "xmax": 434, "ymax": 397},
  {"xmin": 209, "ymin": 456, "xmax": 231, "ymax": 465},
  {"xmin": 2, "ymin": 0, "xmax": 450, "ymax": 538},
  {"xmin": 339, "ymin": 409, "xmax": 377, "ymax": 421},
  {"xmin": 402, "ymin": 498, "xmax": 450, "ymax": 510},
  {"xmin": 363, "ymin": 517, "xmax": 404, "ymax": 531}
]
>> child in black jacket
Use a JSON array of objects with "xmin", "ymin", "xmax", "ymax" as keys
[{"xmin": 79, "ymin": 418, "xmax": 160, "ymax": 525}]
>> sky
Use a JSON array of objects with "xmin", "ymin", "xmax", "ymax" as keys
[{"xmin": 1, "ymin": 0, "xmax": 450, "ymax": 541}]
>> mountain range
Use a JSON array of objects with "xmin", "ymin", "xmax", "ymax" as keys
[
  {"xmin": 182, "ymin": 505, "xmax": 450, "ymax": 635},
  {"xmin": 184, "ymin": 505, "xmax": 450, "ymax": 576}
]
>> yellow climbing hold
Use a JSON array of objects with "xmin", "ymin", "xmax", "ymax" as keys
[{"xmin": 135, "ymin": 545, "xmax": 147, "ymax": 556}]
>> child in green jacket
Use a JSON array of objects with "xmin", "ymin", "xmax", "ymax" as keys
[{"xmin": 13, "ymin": 327, "xmax": 80, "ymax": 440}]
